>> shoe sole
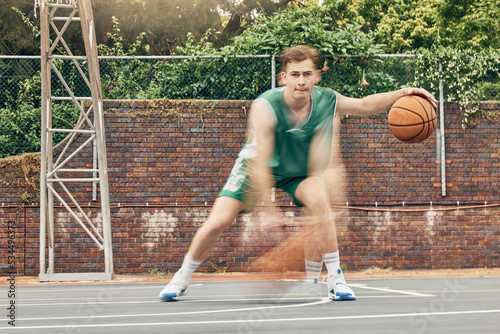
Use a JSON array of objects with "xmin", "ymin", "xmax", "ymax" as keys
[
  {"xmin": 159, "ymin": 293, "xmax": 180, "ymax": 301},
  {"xmin": 329, "ymin": 291, "xmax": 356, "ymax": 301},
  {"xmin": 332, "ymin": 295, "xmax": 356, "ymax": 301},
  {"xmin": 158, "ymin": 288, "xmax": 187, "ymax": 302}
]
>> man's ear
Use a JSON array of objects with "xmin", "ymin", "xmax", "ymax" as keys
[
  {"xmin": 279, "ymin": 72, "xmax": 286, "ymax": 86},
  {"xmin": 315, "ymin": 70, "xmax": 322, "ymax": 84}
]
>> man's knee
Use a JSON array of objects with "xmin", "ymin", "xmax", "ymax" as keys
[
  {"xmin": 308, "ymin": 198, "xmax": 330, "ymax": 217},
  {"xmin": 201, "ymin": 216, "xmax": 232, "ymax": 237},
  {"xmin": 297, "ymin": 179, "xmax": 330, "ymax": 214},
  {"xmin": 197, "ymin": 197, "xmax": 243, "ymax": 237}
]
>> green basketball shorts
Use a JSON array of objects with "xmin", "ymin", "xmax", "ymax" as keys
[{"xmin": 218, "ymin": 157, "xmax": 306, "ymax": 206}]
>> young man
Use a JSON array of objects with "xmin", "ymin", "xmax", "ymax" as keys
[{"xmin": 159, "ymin": 45, "xmax": 437, "ymax": 302}]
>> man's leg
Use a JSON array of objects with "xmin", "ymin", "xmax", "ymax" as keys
[
  {"xmin": 324, "ymin": 226, "xmax": 355, "ymax": 300},
  {"xmin": 323, "ymin": 216, "xmax": 340, "ymax": 274},
  {"xmin": 159, "ymin": 196, "xmax": 245, "ymax": 301},
  {"xmin": 294, "ymin": 176, "xmax": 355, "ymax": 301},
  {"xmin": 294, "ymin": 176, "xmax": 331, "ymax": 282},
  {"xmin": 188, "ymin": 197, "xmax": 245, "ymax": 261}
]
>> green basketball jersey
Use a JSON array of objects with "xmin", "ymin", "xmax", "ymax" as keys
[{"xmin": 256, "ymin": 86, "xmax": 338, "ymax": 178}]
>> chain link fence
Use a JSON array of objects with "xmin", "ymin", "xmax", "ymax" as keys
[
  {"xmin": 1, "ymin": 56, "xmax": 42, "ymax": 158},
  {"xmin": 1, "ymin": 54, "xmax": 499, "ymax": 158}
]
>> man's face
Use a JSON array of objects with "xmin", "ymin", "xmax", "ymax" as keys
[{"xmin": 281, "ymin": 58, "xmax": 321, "ymax": 99}]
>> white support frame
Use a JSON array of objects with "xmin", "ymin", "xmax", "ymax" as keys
[{"xmin": 39, "ymin": 0, "xmax": 113, "ymax": 282}]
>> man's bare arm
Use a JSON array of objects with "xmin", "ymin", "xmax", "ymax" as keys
[{"xmin": 337, "ymin": 87, "xmax": 437, "ymax": 117}]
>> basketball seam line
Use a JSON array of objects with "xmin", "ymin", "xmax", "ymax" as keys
[
  {"xmin": 388, "ymin": 118, "xmax": 436, "ymax": 127},
  {"xmin": 412, "ymin": 96, "xmax": 432, "ymax": 138}
]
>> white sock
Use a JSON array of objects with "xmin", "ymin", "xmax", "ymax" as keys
[
  {"xmin": 179, "ymin": 253, "xmax": 202, "ymax": 277},
  {"xmin": 323, "ymin": 251, "xmax": 340, "ymax": 274},
  {"xmin": 305, "ymin": 259, "xmax": 323, "ymax": 282}
]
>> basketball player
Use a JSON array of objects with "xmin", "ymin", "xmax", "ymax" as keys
[{"xmin": 159, "ymin": 45, "xmax": 437, "ymax": 301}]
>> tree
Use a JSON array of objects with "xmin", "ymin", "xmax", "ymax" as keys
[
  {"xmin": 352, "ymin": 0, "xmax": 500, "ymax": 53},
  {"xmin": 372, "ymin": 0, "xmax": 441, "ymax": 53},
  {"xmin": 0, "ymin": 0, "xmax": 40, "ymax": 55},
  {"xmin": 92, "ymin": 0, "xmax": 302, "ymax": 55},
  {"xmin": 104, "ymin": 0, "xmax": 222, "ymax": 55},
  {"xmin": 437, "ymin": 0, "xmax": 500, "ymax": 51},
  {"xmin": 221, "ymin": 1, "xmax": 385, "ymax": 56},
  {"xmin": 217, "ymin": 1, "xmax": 296, "ymax": 37}
]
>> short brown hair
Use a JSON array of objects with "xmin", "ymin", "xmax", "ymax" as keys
[{"xmin": 279, "ymin": 45, "xmax": 320, "ymax": 72}]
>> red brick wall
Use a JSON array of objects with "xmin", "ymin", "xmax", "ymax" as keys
[
  {"xmin": 341, "ymin": 102, "xmax": 500, "ymax": 204},
  {"xmin": 1, "ymin": 100, "xmax": 499, "ymax": 275}
]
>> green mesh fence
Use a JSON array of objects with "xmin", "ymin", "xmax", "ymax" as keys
[
  {"xmin": 1, "ymin": 54, "xmax": 499, "ymax": 158},
  {"xmin": 98, "ymin": 56, "xmax": 274, "ymax": 100},
  {"xmin": 0, "ymin": 56, "xmax": 42, "ymax": 159}
]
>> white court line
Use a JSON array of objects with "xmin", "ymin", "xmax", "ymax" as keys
[
  {"xmin": 15, "ymin": 297, "xmax": 331, "ymax": 322},
  {"xmin": 17, "ymin": 294, "xmax": 422, "ymax": 307},
  {"xmin": 16, "ymin": 297, "xmax": 317, "ymax": 307},
  {"xmin": 2, "ymin": 309, "xmax": 499, "ymax": 330},
  {"xmin": 7, "ymin": 284, "xmax": 180, "ymax": 293},
  {"xmin": 10, "ymin": 282, "xmax": 433, "ymax": 306},
  {"xmin": 350, "ymin": 284, "xmax": 435, "ymax": 297}
]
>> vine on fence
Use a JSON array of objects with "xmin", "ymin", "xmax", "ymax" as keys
[
  {"xmin": 1, "ymin": 51, "xmax": 499, "ymax": 159},
  {"xmin": 414, "ymin": 48, "xmax": 500, "ymax": 128}
]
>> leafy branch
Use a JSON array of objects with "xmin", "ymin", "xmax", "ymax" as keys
[{"xmin": 414, "ymin": 47, "xmax": 500, "ymax": 128}]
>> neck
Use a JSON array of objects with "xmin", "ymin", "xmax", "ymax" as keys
[
  {"xmin": 283, "ymin": 89, "xmax": 311, "ymax": 127},
  {"xmin": 284, "ymin": 88, "xmax": 311, "ymax": 112}
]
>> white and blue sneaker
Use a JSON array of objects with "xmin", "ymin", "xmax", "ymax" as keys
[
  {"xmin": 158, "ymin": 270, "xmax": 190, "ymax": 301},
  {"xmin": 327, "ymin": 268, "xmax": 356, "ymax": 301}
]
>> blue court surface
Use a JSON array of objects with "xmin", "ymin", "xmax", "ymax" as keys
[{"xmin": 2, "ymin": 276, "xmax": 499, "ymax": 333}]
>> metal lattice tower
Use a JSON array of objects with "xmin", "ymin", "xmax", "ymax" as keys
[{"xmin": 39, "ymin": 0, "xmax": 113, "ymax": 281}]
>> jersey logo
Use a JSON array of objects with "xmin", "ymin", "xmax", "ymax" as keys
[{"xmin": 286, "ymin": 128, "xmax": 305, "ymax": 134}]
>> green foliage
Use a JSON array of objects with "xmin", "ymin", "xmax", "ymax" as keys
[
  {"xmin": 97, "ymin": 16, "xmax": 149, "ymax": 56},
  {"xmin": 0, "ymin": 106, "xmax": 40, "ymax": 158},
  {"xmin": 98, "ymin": 17, "xmax": 153, "ymax": 99},
  {"xmin": 11, "ymin": 6, "xmax": 40, "ymax": 40},
  {"xmin": 475, "ymin": 82, "xmax": 500, "ymax": 101},
  {"xmin": 221, "ymin": 4, "xmax": 386, "ymax": 56},
  {"xmin": 173, "ymin": 33, "xmax": 219, "ymax": 57},
  {"xmin": 321, "ymin": 56, "xmax": 409, "ymax": 98},
  {"xmin": 3, "ymin": 0, "xmax": 500, "ymax": 57},
  {"xmin": 364, "ymin": 0, "xmax": 500, "ymax": 53},
  {"xmin": 100, "ymin": 23, "xmax": 272, "ymax": 100},
  {"xmin": 0, "ymin": 1, "xmax": 40, "ymax": 55},
  {"xmin": 438, "ymin": 0, "xmax": 500, "ymax": 51},
  {"xmin": 160, "ymin": 2, "xmax": 396, "ymax": 99},
  {"xmin": 3, "ymin": 0, "xmax": 500, "ymax": 158},
  {"xmin": 146, "ymin": 57, "xmax": 271, "ymax": 100},
  {"xmin": 375, "ymin": 0, "xmax": 440, "ymax": 53},
  {"xmin": 0, "ymin": 70, "xmax": 79, "ymax": 158},
  {"xmin": 95, "ymin": 0, "xmax": 223, "ymax": 55},
  {"xmin": 414, "ymin": 48, "xmax": 500, "ymax": 127}
]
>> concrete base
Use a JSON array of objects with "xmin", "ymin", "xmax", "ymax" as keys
[{"xmin": 39, "ymin": 272, "xmax": 113, "ymax": 282}]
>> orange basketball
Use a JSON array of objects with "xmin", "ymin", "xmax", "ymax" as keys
[{"xmin": 388, "ymin": 95, "xmax": 436, "ymax": 143}]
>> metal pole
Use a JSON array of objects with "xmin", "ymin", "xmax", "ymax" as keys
[
  {"xmin": 47, "ymin": 103, "xmax": 55, "ymax": 274},
  {"xmin": 271, "ymin": 55, "xmax": 276, "ymax": 89},
  {"xmin": 45, "ymin": 1, "xmax": 55, "ymax": 276},
  {"xmin": 92, "ymin": 138, "xmax": 97, "ymax": 201},
  {"xmin": 39, "ymin": 0, "xmax": 49, "ymax": 276},
  {"xmin": 439, "ymin": 59, "xmax": 446, "ymax": 197}
]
